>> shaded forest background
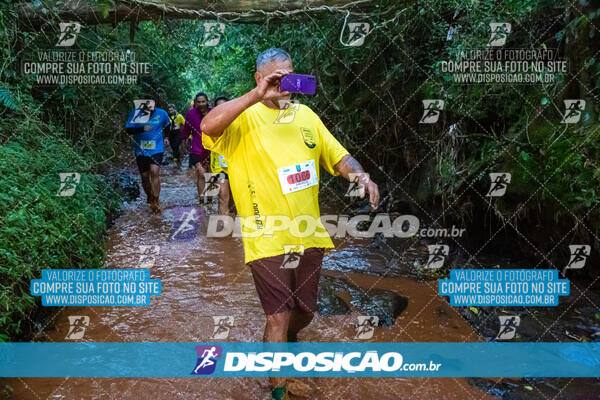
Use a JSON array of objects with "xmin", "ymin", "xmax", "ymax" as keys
[{"xmin": 1, "ymin": 0, "xmax": 599, "ymax": 339}]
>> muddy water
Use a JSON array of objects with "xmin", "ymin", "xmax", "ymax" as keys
[{"xmin": 5, "ymin": 160, "xmax": 491, "ymax": 400}]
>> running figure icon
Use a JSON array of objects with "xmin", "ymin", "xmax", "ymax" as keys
[
  {"xmin": 191, "ymin": 345, "xmax": 222, "ymax": 375},
  {"xmin": 193, "ymin": 347, "xmax": 218, "ymax": 373}
]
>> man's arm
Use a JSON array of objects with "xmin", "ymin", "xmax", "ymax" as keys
[
  {"xmin": 162, "ymin": 114, "xmax": 170, "ymax": 145},
  {"xmin": 200, "ymin": 69, "xmax": 290, "ymax": 137},
  {"xmin": 180, "ymin": 111, "xmax": 191, "ymax": 141},
  {"xmin": 200, "ymin": 91, "xmax": 257, "ymax": 137},
  {"xmin": 126, "ymin": 126, "xmax": 145, "ymax": 135},
  {"xmin": 334, "ymin": 154, "xmax": 380, "ymax": 211}
]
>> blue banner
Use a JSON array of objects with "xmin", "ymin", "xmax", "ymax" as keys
[
  {"xmin": 30, "ymin": 269, "xmax": 161, "ymax": 306},
  {"xmin": 439, "ymin": 269, "xmax": 569, "ymax": 306},
  {"xmin": 1, "ymin": 342, "xmax": 599, "ymax": 378}
]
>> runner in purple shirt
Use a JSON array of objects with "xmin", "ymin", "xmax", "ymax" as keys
[{"xmin": 181, "ymin": 92, "xmax": 212, "ymax": 202}]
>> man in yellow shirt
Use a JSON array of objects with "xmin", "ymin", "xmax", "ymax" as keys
[
  {"xmin": 166, "ymin": 104, "xmax": 185, "ymax": 163},
  {"xmin": 201, "ymin": 48, "xmax": 378, "ymax": 400}
]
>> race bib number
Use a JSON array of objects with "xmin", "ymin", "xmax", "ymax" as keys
[
  {"xmin": 140, "ymin": 140, "xmax": 156, "ymax": 150},
  {"xmin": 218, "ymin": 155, "xmax": 228, "ymax": 168},
  {"xmin": 277, "ymin": 160, "xmax": 318, "ymax": 194}
]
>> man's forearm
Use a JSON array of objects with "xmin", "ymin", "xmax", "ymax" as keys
[
  {"xmin": 334, "ymin": 154, "xmax": 366, "ymax": 180},
  {"xmin": 335, "ymin": 154, "xmax": 380, "ymax": 210},
  {"xmin": 126, "ymin": 126, "xmax": 145, "ymax": 135},
  {"xmin": 201, "ymin": 89, "xmax": 260, "ymax": 137}
]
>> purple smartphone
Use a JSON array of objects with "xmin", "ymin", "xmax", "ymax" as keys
[{"xmin": 280, "ymin": 73, "xmax": 317, "ymax": 94}]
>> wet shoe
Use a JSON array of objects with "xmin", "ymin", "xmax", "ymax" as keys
[{"xmin": 271, "ymin": 386, "xmax": 288, "ymax": 400}]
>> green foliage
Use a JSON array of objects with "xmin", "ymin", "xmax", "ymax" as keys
[
  {"xmin": 0, "ymin": 155, "xmax": 119, "ymax": 337},
  {"xmin": 0, "ymin": 2, "xmax": 124, "ymax": 339},
  {"xmin": 0, "ymin": 132, "xmax": 122, "ymax": 338},
  {"xmin": 0, "ymin": 84, "xmax": 16, "ymax": 110}
]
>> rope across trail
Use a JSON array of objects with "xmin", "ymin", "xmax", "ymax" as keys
[{"xmin": 17, "ymin": 0, "xmax": 377, "ymax": 27}]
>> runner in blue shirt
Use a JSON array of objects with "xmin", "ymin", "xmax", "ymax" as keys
[{"xmin": 125, "ymin": 101, "xmax": 170, "ymax": 213}]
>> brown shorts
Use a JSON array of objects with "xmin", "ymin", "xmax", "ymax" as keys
[{"xmin": 249, "ymin": 247, "xmax": 324, "ymax": 315}]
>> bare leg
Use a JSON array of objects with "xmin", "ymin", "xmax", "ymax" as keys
[
  {"xmin": 218, "ymin": 179, "xmax": 230, "ymax": 215},
  {"xmin": 287, "ymin": 309, "xmax": 314, "ymax": 340},
  {"xmin": 194, "ymin": 162, "xmax": 206, "ymax": 203},
  {"xmin": 264, "ymin": 311, "xmax": 290, "ymax": 391},
  {"xmin": 149, "ymin": 164, "xmax": 161, "ymax": 200},
  {"xmin": 179, "ymin": 141, "xmax": 188, "ymax": 159},
  {"xmin": 149, "ymin": 164, "xmax": 161, "ymax": 212},
  {"xmin": 140, "ymin": 171, "xmax": 153, "ymax": 203}
]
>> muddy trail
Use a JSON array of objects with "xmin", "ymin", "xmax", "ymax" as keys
[{"xmin": 0, "ymin": 158, "xmax": 532, "ymax": 399}]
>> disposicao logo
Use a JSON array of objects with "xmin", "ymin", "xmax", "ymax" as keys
[
  {"xmin": 191, "ymin": 345, "xmax": 222, "ymax": 375},
  {"xmin": 190, "ymin": 347, "xmax": 442, "ymax": 375},
  {"xmin": 224, "ymin": 351, "xmax": 406, "ymax": 373}
]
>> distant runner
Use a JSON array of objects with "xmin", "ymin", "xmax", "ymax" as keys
[
  {"xmin": 214, "ymin": 96, "xmax": 229, "ymax": 106},
  {"xmin": 166, "ymin": 104, "xmax": 185, "ymax": 164},
  {"xmin": 182, "ymin": 92, "xmax": 212, "ymax": 203},
  {"xmin": 125, "ymin": 101, "xmax": 170, "ymax": 213},
  {"xmin": 201, "ymin": 48, "xmax": 379, "ymax": 400},
  {"xmin": 209, "ymin": 96, "xmax": 231, "ymax": 215}
]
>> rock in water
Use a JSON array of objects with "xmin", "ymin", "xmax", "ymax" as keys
[
  {"xmin": 317, "ymin": 275, "xmax": 351, "ymax": 316},
  {"xmin": 107, "ymin": 169, "xmax": 139, "ymax": 202},
  {"xmin": 317, "ymin": 275, "xmax": 408, "ymax": 326},
  {"xmin": 347, "ymin": 287, "xmax": 408, "ymax": 327}
]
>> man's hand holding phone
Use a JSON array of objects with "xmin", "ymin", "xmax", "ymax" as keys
[
  {"xmin": 253, "ymin": 69, "xmax": 290, "ymax": 102},
  {"xmin": 202, "ymin": 69, "xmax": 315, "ymax": 136}
]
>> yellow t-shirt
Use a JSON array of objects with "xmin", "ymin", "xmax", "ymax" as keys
[
  {"xmin": 210, "ymin": 151, "xmax": 228, "ymax": 175},
  {"xmin": 169, "ymin": 113, "xmax": 185, "ymax": 130},
  {"xmin": 202, "ymin": 102, "xmax": 349, "ymax": 263}
]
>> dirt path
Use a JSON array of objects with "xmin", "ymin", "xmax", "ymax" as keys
[{"xmin": 5, "ymin": 160, "xmax": 491, "ymax": 399}]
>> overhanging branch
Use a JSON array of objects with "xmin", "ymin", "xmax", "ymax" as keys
[{"xmin": 17, "ymin": 0, "xmax": 376, "ymax": 30}]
